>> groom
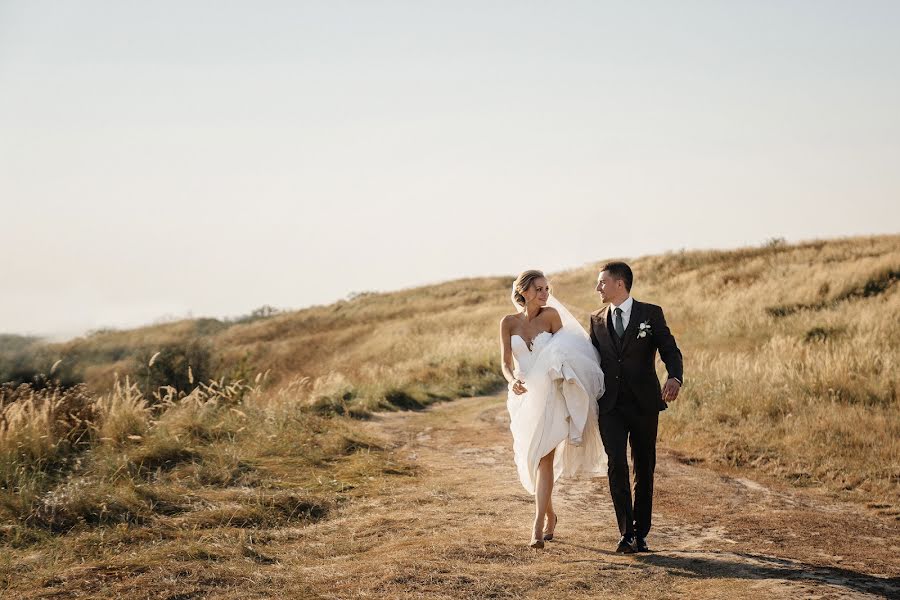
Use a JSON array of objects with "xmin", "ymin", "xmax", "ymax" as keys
[{"xmin": 589, "ymin": 262, "xmax": 683, "ymax": 554}]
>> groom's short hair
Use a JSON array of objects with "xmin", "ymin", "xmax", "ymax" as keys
[{"xmin": 601, "ymin": 261, "xmax": 633, "ymax": 292}]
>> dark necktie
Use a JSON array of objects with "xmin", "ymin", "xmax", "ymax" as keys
[{"xmin": 614, "ymin": 307, "xmax": 625, "ymax": 339}]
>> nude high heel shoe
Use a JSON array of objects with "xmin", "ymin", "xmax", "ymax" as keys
[{"xmin": 543, "ymin": 514, "xmax": 559, "ymax": 541}]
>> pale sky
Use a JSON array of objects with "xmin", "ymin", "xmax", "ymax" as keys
[{"xmin": 2, "ymin": 1, "xmax": 898, "ymax": 339}]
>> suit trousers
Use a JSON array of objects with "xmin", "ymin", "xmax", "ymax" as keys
[{"xmin": 599, "ymin": 392, "xmax": 659, "ymax": 539}]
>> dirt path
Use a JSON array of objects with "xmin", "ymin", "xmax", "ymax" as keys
[{"xmin": 296, "ymin": 394, "xmax": 899, "ymax": 599}]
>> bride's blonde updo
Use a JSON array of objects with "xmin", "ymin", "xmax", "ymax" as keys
[{"xmin": 511, "ymin": 269, "xmax": 549, "ymax": 308}]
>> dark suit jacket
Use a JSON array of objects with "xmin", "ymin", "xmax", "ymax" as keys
[{"xmin": 589, "ymin": 299, "xmax": 683, "ymax": 415}]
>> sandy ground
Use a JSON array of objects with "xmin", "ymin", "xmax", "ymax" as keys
[{"xmin": 297, "ymin": 394, "xmax": 899, "ymax": 599}]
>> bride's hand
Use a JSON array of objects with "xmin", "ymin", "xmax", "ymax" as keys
[{"xmin": 510, "ymin": 379, "xmax": 527, "ymax": 395}]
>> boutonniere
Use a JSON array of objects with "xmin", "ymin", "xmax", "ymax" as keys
[{"xmin": 637, "ymin": 320, "xmax": 652, "ymax": 338}]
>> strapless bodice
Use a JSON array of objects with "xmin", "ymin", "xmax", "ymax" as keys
[{"xmin": 511, "ymin": 331, "xmax": 553, "ymax": 377}]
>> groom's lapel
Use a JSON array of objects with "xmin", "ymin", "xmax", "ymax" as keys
[
  {"xmin": 619, "ymin": 300, "xmax": 643, "ymax": 354},
  {"xmin": 595, "ymin": 308, "xmax": 616, "ymax": 351}
]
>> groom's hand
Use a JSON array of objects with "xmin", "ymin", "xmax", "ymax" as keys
[{"xmin": 662, "ymin": 378, "xmax": 681, "ymax": 402}]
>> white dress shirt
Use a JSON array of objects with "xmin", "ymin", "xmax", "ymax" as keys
[{"xmin": 609, "ymin": 295, "xmax": 634, "ymax": 331}]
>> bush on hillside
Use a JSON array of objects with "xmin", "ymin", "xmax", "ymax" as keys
[{"xmin": 140, "ymin": 341, "xmax": 214, "ymax": 396}]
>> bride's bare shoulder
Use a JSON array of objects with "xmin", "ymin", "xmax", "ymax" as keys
[
  {"xmin": 500, "ymin": 313, "xmax": 522, "ymax": 328},
  {"xmin": 538, "ymin": 306, "xmax": 560, "ymax": 321},
  {"xmin": 539, "ymin": 306, "xmax": 562, "ymax": 330}
]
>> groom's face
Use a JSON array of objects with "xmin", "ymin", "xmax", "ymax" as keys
[{"xmin": 596, "ymin": 271, "xmax": 625, "ymax": 304}]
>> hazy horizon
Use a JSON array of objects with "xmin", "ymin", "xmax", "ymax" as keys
[
  {"xmin": 3, "ymin": 232, "xmax": 895, "ymax": 342},
  {"xmin": 2, "ymin": 2, "xmax": 899, "ymax": 339}
]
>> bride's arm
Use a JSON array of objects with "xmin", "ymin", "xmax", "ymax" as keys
[{"xmin": 499, "ymin": 316, "xmax": 526, "ymax": 395}]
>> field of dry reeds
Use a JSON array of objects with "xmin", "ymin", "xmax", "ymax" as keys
[{"xmin": 1, "ymin": 234, "xmax": 897, "ymax": 597}]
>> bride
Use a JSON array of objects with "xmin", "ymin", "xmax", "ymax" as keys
[{"xmin": 500, "ymin": 269, "xmax": 607, "ymax": 549}]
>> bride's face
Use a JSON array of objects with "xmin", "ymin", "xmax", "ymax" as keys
[{"xmin": 524, "ymin": 277, "xmax": 551, "ymax": 305}]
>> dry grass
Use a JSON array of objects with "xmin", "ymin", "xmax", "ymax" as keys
[
  {"xmin": 0, "ymin": 368, "xmax": 406, "ymax": 597},
  {"xmin": 0, "ymin": 371, "xmax": 397, "ymax": 545}
]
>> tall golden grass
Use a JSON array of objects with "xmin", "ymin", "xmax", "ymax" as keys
[{"xmin": 0, "ymin": 372, "xmax": 391, "ymax": 542}]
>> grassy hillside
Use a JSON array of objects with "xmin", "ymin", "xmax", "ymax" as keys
[
  {"xmin": 1, "ymin": 234, "xmax": 898, "ymax": 595},
  {"xmin": 5, "ymin": 234, "xmax": 900, "ymax": 494}
]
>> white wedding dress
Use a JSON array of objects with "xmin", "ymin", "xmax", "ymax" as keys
[{"xmin": 507, "ymin": 296, "xmax": 607, "ymax": 494}]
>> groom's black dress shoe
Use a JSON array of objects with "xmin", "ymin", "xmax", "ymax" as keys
[
  {"xmin": 615, "ymin": 536, "xmax": 637, "ymax": 554},
  {"xmin": 635, "ymin": 537, "xmax": 650, "ymax": 552}
]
